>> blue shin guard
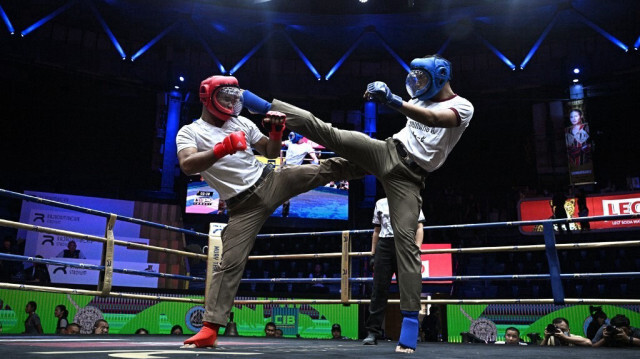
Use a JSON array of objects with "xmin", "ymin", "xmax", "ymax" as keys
[
  {"xmin": 242, "ymin": 90, "xmax": 272, "ymax": 115},
  {"xmin": 398, "ymin": 310, "xmax": 419, "ymax": 351}
]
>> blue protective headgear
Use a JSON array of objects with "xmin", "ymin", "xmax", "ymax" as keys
[
  {"xmin": 288, "ymin": 132, "xmax": 304, "ymax": 144},
  {"xmin": 405, "ymin": 56, "xmax": 451, "ymax": 100}
]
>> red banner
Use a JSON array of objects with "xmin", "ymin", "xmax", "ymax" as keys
[
  {"xmin": 391, "ymin": 243, "xmax": 452, "ymax": 283},
  {"xmin": 518, "ymin": 192, "xmax": 640, "ymax": 234}
]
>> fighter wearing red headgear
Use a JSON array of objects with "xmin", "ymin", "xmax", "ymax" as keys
[{"xmin": 176, "ymin": 76, "xmax": 365, "ymax": 348}]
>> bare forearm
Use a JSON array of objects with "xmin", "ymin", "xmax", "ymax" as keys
[
  {"xmin": 371, "ymin": 233, "xmax": 379, "ymax": 255},
  {"xmin": 265, "ymin": 139, "xmax": 282, "ymax": 158},
  {"xmin": 180, "ymin": 150, "xmax": 217, "ymax": 175},
  {"xmin": 415, "ymin": 224, "xmax": 424, "ymax": 247}
]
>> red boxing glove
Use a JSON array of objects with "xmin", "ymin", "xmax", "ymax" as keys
[
  {"xmin": 213, "ymin": 131, "xmax": 247, "ymax": 159},
  {"xmin": 262, "ymin": 111, "xmax": 286, "ymax": 141}
]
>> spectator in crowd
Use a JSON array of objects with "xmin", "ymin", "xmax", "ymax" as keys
[
  {"xmin": 93, "ymin": 319, "xmax": 109, "ymax": 334},
  {"xmin": 540, "ymin": 317, "xmax": 591, "ymax": 346},
  {"xmin": 495, "ymin": 327, "xmax": 527, "ymax": 345},
  {"xmin": 54, "ymin": 304, "xmax": 69, "ymax": 334},
  {"xmin": 265, "ymin": 322, "xmax": 277, "ymax": 337},
  {"xmin": 586, "ymin": 306, "xmax": 608, "ymax": 340},
  {"xmin": 331, "ymin": 323, "xmax": 349, "ymax": 340},
  {"xmin": 135, "ymin": 328, "xmax": 149, "ymax": 335},
  {"xmin": 275, "ymin": 329, "xmax": 283, "ymax": 338},
  {"xmin": 65, "ymin": 323, "xmax": 81, "ymax": 334},
  {"xmin": 25, "ymin": 255, "xmax": 50, "ymax": 284},
  {"xmin": 592, "ymin": 314, "xmax": 640, "ymax": 347},
  {"xmin": 56, "ymin": 241, "xmax": 86, "ymax": 259},
  {"xmin": 280, "ymin": 132, "xmax": 320, "ymax": 217},
  {"xmin": 576, "ymin": 189, "xmax": 590, "ymax": 231},
  {"xmin": 24, "ymin": 301, "xmax": 43, "ymax": 334},
  {"xmin": 551, "ymin": 192, "xmax": 571, "ymax": 235},
  {"xmin": 308, "ymin": 263, "xmax": 328, "ymax": 294},
  {"xmin": 171, "ymin": 325, "xmax": 184, "ymax": 335},
  {"xmin": 421, "ymin": 306, "xmax": 442, "ymax": 342},
  {"xmin": 0, "ymin": 236, "xmax": 17, "ymax": 281}
]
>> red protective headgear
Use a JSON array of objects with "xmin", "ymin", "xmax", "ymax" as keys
[{"xmin": 199, "ymin": 75, "xmax": 242, "ymax": 121}]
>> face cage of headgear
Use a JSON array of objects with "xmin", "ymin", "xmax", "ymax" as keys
[
  {"xmin": 213, "ymin": 86, "xmax": 243, "ymax": 118},
  {"xmin": 288, "ymin": 132, "xmax": 304, "ymax": 144},
  {"xmin": 405, "ymin": 56, "xmax": 451, "ymax": 100},
  {"xmin": 405, "ymin": 69, "xmax": 431, "ymax": 99}
]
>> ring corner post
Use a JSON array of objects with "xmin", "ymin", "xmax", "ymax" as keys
[
  {"xmin": 542, "ymin": 222, "xmax": 565, "ymax": 305},
  {"xmin": 341, "ymin": 230, "xmax": 351, "ymax": 304},
  {"xmin": 98, "ymin": 214, "xmax": 116, "ymax": 297}
]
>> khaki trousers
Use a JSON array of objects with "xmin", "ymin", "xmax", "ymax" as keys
[
  {"xmin": 272, "ymin": 100, "xmax": 424, "ymax": 312},
  {"xmin": 203, "ymin": 158, "xmax": 366, "ymax": 325}
]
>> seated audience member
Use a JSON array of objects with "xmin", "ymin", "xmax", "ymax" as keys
[
  {"xmin": 171, "ymin": 325, "xmax": 184, "ymax": 335},
  {"xmin": 331, "ymin": 323, "xmax": 348, "ymax": 340},
  {"xmin": 25, "ymin": 256, "xmax": 51, "ymax": 284},
  {"xmin": 93, "ymin": 319, "xmax": 109, "ymax": 334},
  {"xmin": 65, "ymin": 323, "xmax": 81, "ymax": 334},
  {"xmin": 275, "ymin": 328, "xmax": 283, "ymax": 338},
  {"xmin": 135, "ymin": 328, "xmax": 149, "ymax": 334},
  {"xmin": 540, "ymin": 317, "xmax": 591, "ymax": 347},
  {"xmin": 56, "ymin": 240, "xmax": 86, "ymax": 259},
  {"xmin": 592, "ymin": 314, "xmax": 640, "ymax": 347},
  {"xmin": 586, "ymin": 306, "xmax": 608, "ymax": 340},
  {"xmin": 264, "ymin": 322, "xmax": 277, "ymax": 337},
  {"xmin": 495, "ymin": 327, "xmax": 527, "ymax": 345}
]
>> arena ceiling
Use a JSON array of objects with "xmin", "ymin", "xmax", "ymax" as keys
[{"xmin": 1, "ymin": 0, "xmax": 638, "ymax": 97}]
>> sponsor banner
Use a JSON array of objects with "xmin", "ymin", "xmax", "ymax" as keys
[
  {"xmin": 46, "ymin": 259, "xmax": 158, "ymax": 287},
  {"xmin": 518, "ymin": 192, "xmax": 640, "ymax": 234},
  {"xmin": 20, "ymin": 191, "xmax": 143, "ymax": 263}
]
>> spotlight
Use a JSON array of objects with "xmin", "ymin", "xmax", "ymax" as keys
[
  {"xmin": 359, "ymin": 0, "xmax": 368, "ymax": 3},
  {"xmin": 573, "ymin": 79, "xmax": 579, "ymax": 83},
  {"xmin": 174, "ymin": 85, "xmax": 180, "ymax": 89},
  {"xmin": 573, "ymin": 68, "xmax": 580, "ymax": 74},
  {"xmin": 179, "ymin": 76, "xmax": 185, "ymax": 82}
]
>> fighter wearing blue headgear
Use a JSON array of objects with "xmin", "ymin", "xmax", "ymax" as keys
[{"xmin": 242, "ymin": 53, "xmax": 473, "ymax": 354}]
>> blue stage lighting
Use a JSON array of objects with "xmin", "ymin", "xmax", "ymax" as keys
[
  {"xmin": 0, "ymin": 4, "xmax": 15, "ymax": 35},
  {"xmin": 325, "ymin": 32, "xmax": 366, "ymax": 80},
  {"xmin": 131, "ymin": 23, "xmax": 178, "ymax": 61},
  {"xmin": 576, "ymin": 12, "xmax": 628, "ymax": 52},
  {"xmin": 229, "ymin": 35, "xmax": 271, "ymax": 75},
  {"xmin": 519, "ymin": 13, "xmax": 559, "ymax": 70},
  {"xmin": 478, "ymin": 35, "xmax": 516, "ymax": 70},
  {"xmin": 374, "ymin": 32, "xmax": 410, "ymax": 73},
  {"xmin": 281, "ymin": 31, "xmax": 322, "ymax": 80},
  {"xmin": 21, "ymin": 1, "xmax": 75, "ymax": 37},
  {"xmin": 88, "ymin": 1, "xmax": 126, "ymax": 59}
]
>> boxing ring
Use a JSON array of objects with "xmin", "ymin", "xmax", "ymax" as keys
[{"xmin": 0, "ymin": 188, "xmax": 639, "ymax": 358}]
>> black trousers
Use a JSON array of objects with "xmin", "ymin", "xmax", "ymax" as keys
[{"xmin": 366, "ymin": 237, "xmax": 398, "ymax": 336}]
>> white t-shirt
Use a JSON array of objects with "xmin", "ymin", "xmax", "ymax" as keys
[
  {"xmin": 372, "ymin": 198, "xmax": 425, "ymax": 238},
  {"xmin": 176, "ymin": 116, "xmax": 266, "ymax": 200},
  {"xmin": 284, "ymin": 141, "xmax": 315, "ymax": 165},
  {"xmin": 393, "ymin": 94, "xmax": 474, "ymax": 172}
]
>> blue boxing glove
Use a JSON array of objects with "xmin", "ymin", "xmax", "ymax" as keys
[
  {"xmin": 242, "ymin": 89, "xmax": 272, "ymax": 115},
  {"xmin": 366, "ymin": 81, "xmax": 403, "ymax": 109}
]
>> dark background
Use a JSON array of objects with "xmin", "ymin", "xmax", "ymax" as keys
[{"xmin": 1, "ymin": 0, "xmax": 639, "ymax": 230}]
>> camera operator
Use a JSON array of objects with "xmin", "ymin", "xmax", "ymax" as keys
[
  {"xmin": 540, "ymin": 317, "xmax": 592, "ymax": 347},
  {"xmin": 592, "ymin": 314, "xmax": 640, "ymax": 348}
]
